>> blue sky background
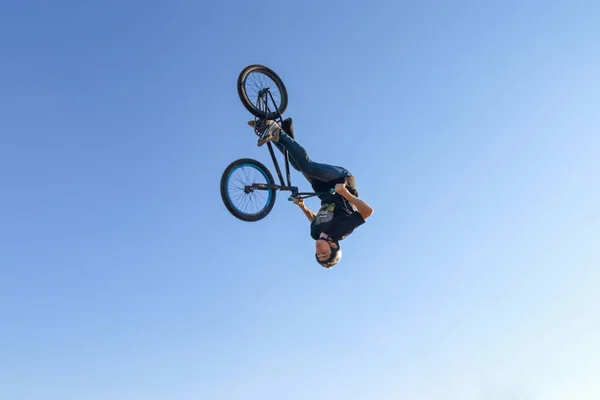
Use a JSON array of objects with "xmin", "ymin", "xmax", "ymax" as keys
[{"xmin": 1, "ymin": 1, "xmax": 599, "ymax": 399}]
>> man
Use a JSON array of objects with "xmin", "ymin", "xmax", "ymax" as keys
[{"xmin": 248, "ymin": 118, "xmax": 374, "ymax": 268}]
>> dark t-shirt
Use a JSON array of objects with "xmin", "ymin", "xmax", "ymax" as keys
[{"xmin": 310, "ymin": 198, "xmax": 365, "ymax": 241}]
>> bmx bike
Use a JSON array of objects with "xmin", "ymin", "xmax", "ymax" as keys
[{"xmin": 220, "ymin": 64, "xmax": 335, "ymax": 222}]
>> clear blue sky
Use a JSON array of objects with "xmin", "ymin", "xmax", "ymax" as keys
[{"xmin": 1, "ymin": 1, "xmax": 599, "ymax": 399}]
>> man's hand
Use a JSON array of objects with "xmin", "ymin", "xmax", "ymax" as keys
[
  {"xmin": 335, "ymin": 183, "xmax": 374, "ymax": 220},
  {"xmin": 292, "ymin": 197, "xmax": 305, "ymax": 208},
  {"xmin": 334, "ymin": 183, "xmax": 349, "ymax": 195}
]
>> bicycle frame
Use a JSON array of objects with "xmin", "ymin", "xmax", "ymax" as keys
[{"xmin": 250, "ymin": 89, "xmax": 332, "ymax": 200}]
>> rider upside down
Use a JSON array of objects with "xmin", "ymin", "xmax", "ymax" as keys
[{"xmin": 248, "ymin": 118, "xmax": 374, "ymax": 268}]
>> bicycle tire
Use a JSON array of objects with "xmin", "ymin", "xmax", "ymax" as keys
[
  {"xmin": 237, "ymin": 64, "xmax": 289, "ymax": 120},
  {"xmin": 220, "ymin": 158, "xmax": 277, "ymax": 222}
]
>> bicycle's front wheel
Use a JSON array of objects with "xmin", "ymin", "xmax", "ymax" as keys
[
  {"xmin": 220, "ymin": 158, "xmax": 277, "ymax": 222},
  {"xmin": 237, "ymin": 65, "xmax": 288, "ymax": 120}
]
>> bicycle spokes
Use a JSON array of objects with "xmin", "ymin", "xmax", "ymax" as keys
[
  {"xmin": 226, "ymin": 163, "xmax": 274, "ymax": 216},
  {"xmin": 244, "ymin": 71, "xmax": 283, "ymax": 115}
]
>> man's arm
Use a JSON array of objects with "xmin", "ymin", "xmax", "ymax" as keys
[
  {"xmin": 300, "ymin": 205, "xmax": 317, "ymax": 222},
  {"xmin": 335, "ymin": 184, "xmax": 374, "ymax": 220},
  {"xmin": 293, "ymin": 198, "xmax": 316, "ymax": 222}
]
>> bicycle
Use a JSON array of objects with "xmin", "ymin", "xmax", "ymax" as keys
[{"xmin": 220, "ymin": 64, "xmax": 335, "ymax": 222}]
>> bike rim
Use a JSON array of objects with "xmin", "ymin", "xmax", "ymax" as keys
[
  {"xmin": 243, "ymin": 71, "xmax": 283, "ymax": 115},
  {"xmin": 226, "ymin": 163, "xmax": 274, "ymax": 216}
]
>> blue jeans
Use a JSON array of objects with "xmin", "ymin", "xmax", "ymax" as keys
[{"xmin": 273, "ymin": 133, "xmax": 352, "ymax": 194}]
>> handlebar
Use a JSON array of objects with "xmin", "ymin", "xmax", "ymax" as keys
[{"xmin": 288, "ymin": 188, "xmax": 337, "ymax": 201}]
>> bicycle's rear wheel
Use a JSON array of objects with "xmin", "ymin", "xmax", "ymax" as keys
[
  {"xmin": 220, "ymin": 158, "xmax": 277, "ymax": 222},
  {"xmin": 237, "ymin": 65, "xmax": 288, "ymax": 120}
]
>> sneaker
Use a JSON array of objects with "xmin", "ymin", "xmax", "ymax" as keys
[
  {"xmin": 257, "ymin": 120, "xmax": 281, "ymax": 147},
  {"xmin": 247, "ymin": 119, "xmax": 266, "ymax": 136}
]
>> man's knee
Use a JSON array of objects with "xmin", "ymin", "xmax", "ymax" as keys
[{"xmin": 345, "ymin": 175, "xmax": 359, "ymax": 197}]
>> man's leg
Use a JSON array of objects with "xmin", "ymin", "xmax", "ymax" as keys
[
  {"xmin": 271, "ymin": 141, "xmax": 322, "ymax": 194},
  {"xmin": 273, "ymin": 142, "xmax": 300, "ymax": 171},
  {"xmin": 276, "ymin": 132, "xmax": 351, "ymax": 182},
  {"xmin": 251, "ymin": 118, "xmax": 351, "ymax": 185},
  {"xmin": 275, "ymin": 133, "xmax": 359, "ymax": 200}
]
